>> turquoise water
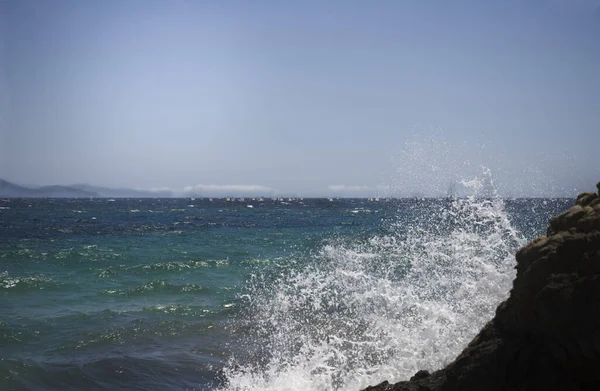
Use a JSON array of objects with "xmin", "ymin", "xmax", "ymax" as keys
[{"xmin": 0, "ymin": 197, "xmax": 571, "ymax": 390}]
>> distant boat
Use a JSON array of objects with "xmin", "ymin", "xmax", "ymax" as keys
[{"xmin": 190, "ymin": 195, "xmax": 195, "ymax": 201}]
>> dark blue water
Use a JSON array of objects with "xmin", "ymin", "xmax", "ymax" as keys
[{"xmin": 0, "ymin": 197, "xmax": 572, "ymax": 390}]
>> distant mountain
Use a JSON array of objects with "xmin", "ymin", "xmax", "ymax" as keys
[
  {"xmin": 70, "ymin": 184, "xmax": 173, "ymax": 198},
  {"xmin": 0, "ymin": 179, "xmax": 99, "ymax": 198},
  {"xmin": 0, "ymin": 179, "xmax": 175, "ymax": 198}
]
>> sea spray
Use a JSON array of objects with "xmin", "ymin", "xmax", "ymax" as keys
[{"xmin": 223, "ymin": 175, "xmax": 526, "ymax": 391}]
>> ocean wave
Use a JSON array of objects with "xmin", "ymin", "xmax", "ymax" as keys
[
  {"xmin": 138, "ymin": 304, "xmax": 217, "ymax": 317},
  {"xmin": 0, "ymin": 247, "xmax": 35, "ymax": 259},
  {"xmin": 0, "ymin": 320, "xmax": 44, "ymax": 345},
  {"xmin": 56, "ymin": 318, "xmax": 220, "ymax": 354},
  {"xmin": 100, "ymin": 279, "xmax": 204, "ymax": 296},
  {"xmin": 97, "ymin": 259, "xmax": 230, "ymax": 278},
  {"xmin": 0, "ymin": 356, "xmax": 218, "ymax": 391},
  {"xmin": 0, "ymin": 273, "xmax": 73, "ymax": 292},
  {"xmin": 0, "ymin": 305, "xmax": 220, "ymax": 349},
  {"xmin": 349, "ymin": 208, "xmax": 377, "ymax": 214}
]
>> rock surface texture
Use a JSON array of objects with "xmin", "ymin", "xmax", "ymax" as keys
[{"xmin": 364, "ymin": 189, "xmax": 600, "ymax": 391}]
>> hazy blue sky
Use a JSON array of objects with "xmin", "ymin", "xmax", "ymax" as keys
[{"xmin": 1, "ymin": 0, "xmax": 599, "ymax": 197}]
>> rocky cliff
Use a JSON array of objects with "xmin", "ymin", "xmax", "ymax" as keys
[{"xmin": 364, "ymin": 187, "xmax": 600, "ymax": 391}]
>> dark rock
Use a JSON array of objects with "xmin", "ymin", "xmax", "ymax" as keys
[
  {"xmin": 410, "ymin": 370, "xmax": 430, "ymax": 381},
  {"xmin": 576, "ymin": 192, "xmax": 597, "ymax": 207},
  {"xmin": 362, "ymin": 186, "xmax": 600, "ymax": 391}
]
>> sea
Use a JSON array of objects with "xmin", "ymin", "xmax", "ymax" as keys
[{"xmin": 0, "ymin": 193, "xmax": 572, "ymax": 390}]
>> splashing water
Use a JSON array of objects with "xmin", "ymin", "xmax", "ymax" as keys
[{"xmin": 223, "ymin": 173, "xmax": 525, "ymax": 391}]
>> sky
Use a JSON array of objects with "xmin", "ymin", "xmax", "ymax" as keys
[{"xmin": 1, "ymin": 0, "xmax": 599, "ymax": 197}]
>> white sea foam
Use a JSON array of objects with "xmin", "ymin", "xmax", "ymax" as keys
[{"xmin": 223, "ymin": 173, "xmax": 525, "ymax": 391}]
